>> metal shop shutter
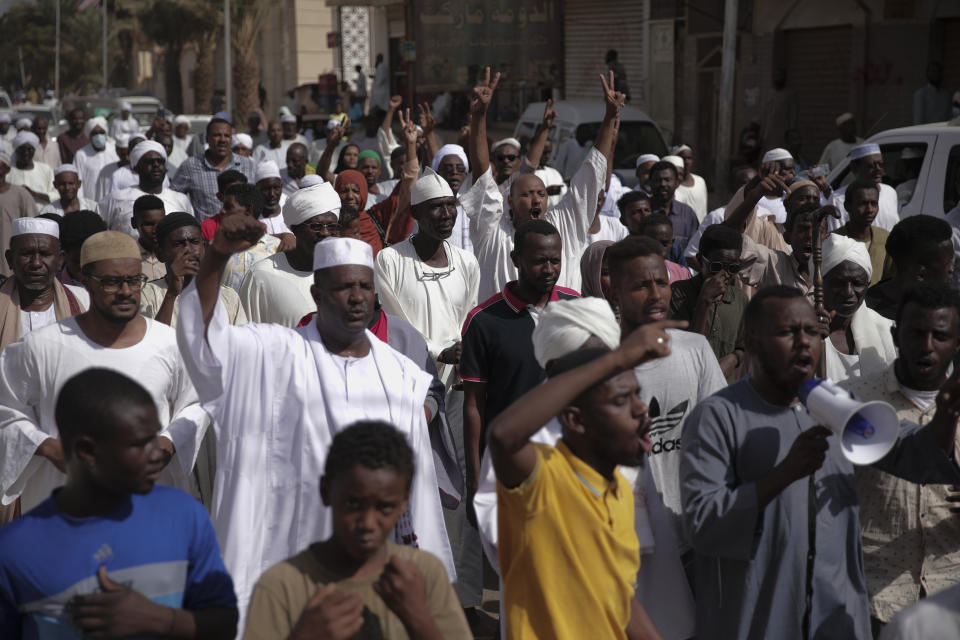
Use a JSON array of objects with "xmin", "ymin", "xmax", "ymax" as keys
[{"xmin": 564, "ymin": 0, "xmax": 645, "ymax": 99}]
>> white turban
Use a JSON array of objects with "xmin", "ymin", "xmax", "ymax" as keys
[
  {"xmin": 15, "ymin": 118, "xmax": 32, "ymax": 130},
  {"xmin": 532, "ymin": 297, "xmax": 621, "ymax": 369},
  {"xmin": 670, "ymin": 144, "xmax": 691, "ymax": 155},
  {"xmin": 174, "ymin": 115, "xmax": 190, "ymax": 126},
  {"xmin": 130, "ymin": 140, "xmax": 166, "ymax": 169},
  {"xmin": 836, "ymin": 112, "xmax": 854, "ymax": 126},
  {"xmin": 411, "ymin": 167, "xmax": 455, "ymax": 206},
  {"xmin": 255, "ymin": 160, "xmax": 282, "ymax": 182},
  {"xmin": 12, "ymin": 217, "xmax": 59, "ymax": 239},
  {"xmin": 491, "ymin": 137, "xmax": 521, "ymax": 154},
  {"xmin": 84, "ymin": 116, "xmax": 108, "ymax": 137},
  {"xmin": 233, "ymin": 133, "xmax": 253, "ymax": 150},
  {"xmin": 849, "ymin": 143, "xmax": 881, "ymax": 161},
  {"xmin": 662, "ymin": 155, "xmax": 684, "ymax": 170},
  {"xmin": 120, "ymin": 101, "xmax": 132, "ymax": 111},
  {"xmin": 812, "ymin": 233, "xmax": 873, "ymax": 281},
  {"xmin": 280, "ymin": 113, "xmax": 297, "ymax": 124},
  {"xmin": 54, "ymin": 163, "xmax": 79, "ymax": 177},
  {"xmin": 636, "ymin": 153, "xmax": 659, "ymax": 167},
  {"xmin": 300, "ymin": 174, "xmax": 324, "ymax": 188},
  {"xmin": 115, "ymin": 134, "xmax": 131, "ymax": 149},
  {"xmin": 13, "ymin": 131, "xmax": 39, "ymax": 151},
  {"xmin": 283, "ymin": 181, "xmax": 341, "ymax": 226},
  {"xmin": 0, "ymin": 113, "xmax": 10, "ymax": 124},
  {"xmin": 430, "ymin": 144, "xmax": 469, "ymax": 174},
  {"xmin": 761, "ymin": 148, "xmax": 793, "ymax": 163},
  {"xmin": 313, "ymin": 236, "xmax": 374, "ymax": 271}
]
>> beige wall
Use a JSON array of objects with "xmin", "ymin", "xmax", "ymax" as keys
[{"xmin": 294, "ymin": 0, "xmax": 338, "ymax": 85}]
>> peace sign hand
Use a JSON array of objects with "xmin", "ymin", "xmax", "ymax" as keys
[
  {"xmin": 600, "ymin": 70, "xmax": 626, "ymax": 119},
  {"xmin": 471, "ymin": 66, "xmax": 501, "ymax": 115}
]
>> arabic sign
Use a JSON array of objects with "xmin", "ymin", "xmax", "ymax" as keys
[{"xmin": 413, "ymin": 0, "xmax": 563, "ymax": 92}]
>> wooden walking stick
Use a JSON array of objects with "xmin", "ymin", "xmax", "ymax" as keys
[{"xmin": 811, "ymin": 205, "xmax": 841, "ymax": 329}]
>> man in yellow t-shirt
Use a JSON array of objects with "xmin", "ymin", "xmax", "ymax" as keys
[{"xmin": 488, "ymin": 320, "xmax": 680, "ymax": 640}]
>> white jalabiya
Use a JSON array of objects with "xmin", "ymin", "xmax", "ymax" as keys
[
  {"xmin": 824, "ymin": 304, "xmax": 896, "ymax": 384},
  {"xmin": 109, "ymin": 115, "xmax": 140, "ymax": 140},
  {"xmin": 460, "ymin": 147, "xmax": 606, "ymax": 302},
  {"xmin": 38, "ymin": 197, "xmax": 100, "ymax": 216},
  {"xmin": 100, "ymin": 186, "xmax": 194, "ymax": 239},
  {"xmin": 674, "ymin": 173, "xmax": 709, "ymax": 222},
  {"xmin": 95, "ymin": 163, "xmax": 158, "ymax": 202},
  {"xmin": 253, "ymin": 143, "xmax": 289, "ymax": 169},
  {"xmin": 172, "ymin": 133, "xmax": 193, "ymax": 157},
  {"xmin": 175, "ymin": 282, "xmax": 454, "ymax": 620},
  {"xmin": 261, "ymin": 214, "xmax": 291, "ymax": 236},
  {"xmin": 374, "ymin": 238, "xmax": 480, "ymax": 386},
  {"xmin": 828, "ymin": 182, "xmax": 900, "ymax": 232},
  {"xmin": 139, "ymin": 279, "xmax": 247, "ymax": 329},
  {"xmin": 16, "ymin": 284, "xmax": 89, "ymax": 335},
  {"xmin": 73, "ymin": 143, "xmax": 119, "ymax": 202},
  {"xmin": 0, "ymin": 317, "xmax": 209, "ymax": 511},
  {"xmin": 757, "ymin": 194, "xmax": 788, "ymax": 225},
  {"xmin": 238, "ymin": 251, "xmax": 314, "ymax": 326},
  {"xmin": 587, "ymin": 214, "xmax": 629, "ymax": 245},
  {"xmin": 7, "ymin": 163, "xmax": 57, "ymax": 207},
  {"xmin": 35, "ymin": 140, "xmax": 61, "ymax": 170}
]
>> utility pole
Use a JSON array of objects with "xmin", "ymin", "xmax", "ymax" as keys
[
  {"xmin": 715, "ymin": 0, "xmax": 738, "ymax": 200},
  {"xmin": 55, "ymin": 0, "xmax": 60, "ymax": 100},
  {"xmin": 102, "ymin": 0, "xmax": 108, "ymax": 91},
  {"xmin": 224, "ymin": 0, "xmax": 232, "ymax": 118}
]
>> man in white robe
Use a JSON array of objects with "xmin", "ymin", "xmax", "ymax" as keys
[
  {"xmin": 7, "ymin": 131, "xmax": 57, "ymax": 207},
  {"xmin": 0, "ymin": 230, "xmax": 208, "ymax": 514},
  {"xmin": 100, "ymin": 141, "xmax": 193, "ymax": 240},
  {"xmin": 254, "ymin": 159, "xmax": 293, "ymax": 242},
  {"xmin": 829, "ymin": 143, "xmax": 900, "ymax": 232},
  {"xmin": 171, "ymin": 115, "xmax": 193, "ymax": 167},
  {"xmin": 252, "ymin": 121, "xmax": 289, "ymax": 168},
  {"xmin": 38, "ymin": 164, "xmax": 99, "ymax": 215},
  {"xmin": 31, "ymin": 116, "xmax": 61, "ymax": 170},
  {"xmin": 73, "ymin": 117, "xmax": 119, "ymax": 201},
  {"xmin": 431, "ymin": 144, "xmax": 473, "ymax": 252},
  {"xmin": 91, "ymin": 133, "xmax": 133, "ymax": 202},
  {"xmin": 176, "ymin": 217, "xmax": 454, "ymax": 621},
  {"xmin": 462, "ymin": 69, "xmax": 622, "ymax": 301},
  {"xmin": 239, "ymin": 182, "xmax": 340, "ymax": 326},
  {"xmin": 109, "ymin": 101, "xmax": 140, "ymax": 140}
]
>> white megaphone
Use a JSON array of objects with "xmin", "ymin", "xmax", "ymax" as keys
[{"xmin": 798, "ymin": 378, "xmax": 900, "ymax": 465}]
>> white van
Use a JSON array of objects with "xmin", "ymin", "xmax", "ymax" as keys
[{"xmin": 514, "ymin": 100, "xmax": 669, "ymax": 186}]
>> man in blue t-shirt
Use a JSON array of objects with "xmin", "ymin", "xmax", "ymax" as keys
[{"xmin": 0, "ymin": 368, "xmax": 237, "ymax": 639}]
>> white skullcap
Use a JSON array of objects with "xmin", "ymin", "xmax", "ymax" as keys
[
  {"xmin": 84, "ymin": 116, "xmax": 108, "ymax": 137},
  {"xmin": 671, "ymin": 144, "xmax": 692, "ymax": 155},
  {"xmin": 129, "ymin": 133, "xmax": 146, "ymax": 145},
  {"xmin": 901, "ymin": 147, "xmax": 923, "ymax": 160},
  {"xmin": 283, "ymin": 181, "xmax": 341, "ymax": 226},
  {"xmin": 849, "ymin": 143, "xmax": 881, "ymax": 160},
  {"xmin": 254, "ymin": 159, "xmax": 281, "ymax": 182},
  {"xmin": 532, "ymin": 297, "xmax": 621, "ymax": 369},
  {"xmin": 313, "ymin": 236, "xmax": 374, "ymax": 272},
  {"xmin": 232, "ymin": 133, "xmax": 253, "ymax": 149},
  {"xmin": 278, "ymin": 106, "xmax": 293, "ymax": 117},
  {"xmin": 0, "ymin": 152, "xmax": 9, "ymax": 167},
  {"xmin": 115, "ymin": 134, "xmax": 131, "ymax": 148},
  {"xmin": 15, "ymin": 118, "xmax": 32, "ymax": 130},
  {"xmin": 411, "ymin": 167, "xmax": 455, "ymax": 206},
  {"xmin": 761, "ymin": 148, "xmax": 793, "ymax": 163},
  {"xmin": 662, "ymin": 155, "xmax": 684, "ymax": 169},
  {"xmin": 13, "ymin": 130, "xmax": 39, "ymax": 151},
  {"xmin": 636, "ymin": 153, "xmax": 660, "ymax": 167},
  {"xmin": 130, "ymin": 140, "xmax": 166, "ymax": 169},
  {"xmin": 174, "ymin": 115, "xmax": 190, "ymax": 126},
  {"xmin": 54, "ymin": 163, "xmax": 79, "ymax": 176},
  {"xmin": 0, "ymin": 113, "xmax": 10, "ymax": 124},
  {"xmin": 812, "ymin": 233, "xmax": 873, "ymax": 281},
  {"xmin": 120, "ymin": 101, "xmax": 132, "ymax": 111},
  {"xmin": 430, "ymin": 144, "xmax": 469, "ymax": 174},
  {"xmin": 11, "ymin": 217, "xmax": 59, "ymax": 239},
  {"xmin": 300, "ymin": 174, "xmax": 324, "ymax": 188},
  {"xmin": 491, "ymin": 137, "xmax": 521, "ymax": 154},
  {"xmin": 534, "ymin": 168, "xmax": 564, "ymax": 187},
  {"xmin": 836, "ymin": 112, "xmax": 854, "ymax": 126},
  {"xmin": 280, "ymin": 114, "xmax": 297, "ymax": 124}
]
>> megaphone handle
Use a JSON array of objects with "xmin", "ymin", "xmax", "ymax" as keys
[{"xmin": 801, "ymin": 475, "xmax": 817, "ymax": 639}]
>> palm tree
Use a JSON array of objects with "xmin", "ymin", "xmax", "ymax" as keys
[{"xmin": 230, "ymin": 0, "xmax": 271, "ymax": 122}]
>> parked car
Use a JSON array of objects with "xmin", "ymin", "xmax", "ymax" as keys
[
  {"xmin": 123, "ymin": 95, "xmax": 165, "ymax": 130},
  {"xmin": 514, "ymin": 100, "xmax": 669, "ymax": 187},
  {"xmin": 826, "ymin": 119, "xmax": 960, "ymax": 218},
  {"xmin": 0, "ymin": 89, "xmax": 13, "ymax": 122},
  {"xmin": 14, "ymin": 104, "xmax": 66, "ymax": 138}
]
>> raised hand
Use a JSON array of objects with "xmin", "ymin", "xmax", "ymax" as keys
[
  {"xmin": 211, "ymin": 213, "xmax": 265, "ymax": 257},
  {"xmin": 470, "ymin": 66, "xmax": 501, "ymax": 115},
  {"xmin": 164, "ymin": 247, "xmax": 200, "ymax": 297},
  {"xmin": 744, "ymin": 172, "xmax": 789, "ymax": 202},
  {"xmin": 418, "ymin": 101, "xmax": 436, "ymax": 135},
  {"xmin": 326, "ymin": 124, "xmax": 345, "ymax": 147},
  {"xmin": 397, "ymin": 107, "xmax": 418, "ymax": 146},
  {"xmin": 389, "ymin": 95, "xmax": 402, "ymax": 111},
  {"xmin": 540, "ymin": 98, "xmax": 558, "ymax": 131},
  {"xmin": 600, "ymin": 70, "xmax": 626, "ymax": 119}
]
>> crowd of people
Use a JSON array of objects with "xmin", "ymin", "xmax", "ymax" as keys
[{"xmin": 0, "ymin": 60, "xmax": 959, "ymax": 640}]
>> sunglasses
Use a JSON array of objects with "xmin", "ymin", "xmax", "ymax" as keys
[
  {"xmin": 705, "ymin": 260, "xmax": 742, "ymax": 275},
  {"xmin": 494, "ymin": 154, "xmax": 518, "ymax": 163}
]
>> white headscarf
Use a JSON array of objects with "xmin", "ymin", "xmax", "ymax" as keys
[
  {"xmin": 84, "ymin": 116, "xmax": 108, "ymax": 138},
  {"xmin": 129, "ymin": 140, "xmax": 167, "ymax": 170},
  {"xmin": 430, "ymin": 144, "xmax": 469, "ymax": 174},
  {"xmin": 531, "ymin": 297, "xmax": 621, "ymax": 369},
  {"xmin": 12, "ymin": 131, "xmax": 39, "ymax": 151},
  {"xmin": 283, "ymin": 182, "xmax": 341, "ymax": 226},
  {"xmin": 815, "ymin": 233, "xmax": 873, "ymax": 281}
]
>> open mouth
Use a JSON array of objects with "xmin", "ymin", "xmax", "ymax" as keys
[{"xmin": 644, "ymin": 306, "xmax": 667, "ymax": 321}]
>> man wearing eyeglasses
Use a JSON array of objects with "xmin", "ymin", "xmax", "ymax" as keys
[
  {"xmin": 100, "ymin": 140, "xmax": 193, "ymax": 241},
  {"xmin": 669, "ymin": 224, "xmax": 748, "ymax": 380},
  {"xmin": 0, "ymin": 230, "xmax": 210, "ymax": 516},
  {"xmin": 239, "ymin": 182, "xmax": 341, "ymax": 326}
]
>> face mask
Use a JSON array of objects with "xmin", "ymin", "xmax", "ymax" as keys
[{"xmin": 91, "ymin": 133, "xmax": 107, "ymax": 150}]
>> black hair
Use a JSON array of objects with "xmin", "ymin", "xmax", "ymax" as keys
[
  {"xmin": 605, "ymin": 50, "xmax": 618, "ymax": 63},
  {"xmin": 545, "ymin": 346, "xmax": 618, "ymax": 408},
  {"xmin": 224, "ymin": 183, "xmax": 264, "ymax": 219},
  {"xmin": 338, "ymin": 204, "xmax": 361, "ymax": 229},
  {"xmin": 38, "ymin": 212, "xmax": 63, "ymax": 225},
  {"xmin": 844, "ymin": 179, "xmax": 880, "ymax": 207},
  {"xmin": 606, "ymin": 235, "xmax": 666, "ymax": 280},
  {"xmin": 336, "ymin": 144, "xmax": 361, "ymax": 170},
  {"xmin": 784, "ymin": 201, "xmax": 821, "ymax": 232},
  {"xmin": 637, "ymin": 213, "xmax": 672, "ymax": 234},
  {"xmin": 206, "ymin": 117, "xmax": 232, "ymax": 135},
  {"xmin": 154, "ymin": 212, "xmax": 200, "ymax": 249},
  {"xmin": 217, "ymin": 169, "xmax": 248, "ymax": 193},
  {"xmin": 648, "ymin": 160, "xmax": 678, "ymax": 179},
  {"xmin": 133, "ymin": 194, "xmax": 165, "ymax": 215},
  {"xmin": 744, "ymin": 285, "xmax": 807, "ymax": 335},
  {"xmin": 55, "ymin": 368, "xmax": 156, "ymax": 456},
  {"xmin": 390, "ymin": 146, "xmax": 406, "ymax": 161},
  {"xmin": 60, "ymin": 210, "xmax": 107, "ymax": 251},
  {"xmin": 324, "ymin": 421, "xmax": 415, "ymax": 489},
  {"xmin": 617, "ymin": 190, "xmax": 650, "ymax": 216},
  {"xmin": 886, "ymin": 215, "xmax": 953, "ymax": 268},
  {"xmin": 514, "ymin": 219, "xmax": 559, "ymax": 254},
  {"xmin": 895, "ymin": 281, "xmax": 960, "ymax": 328},
  {"xmin": 699, "ymin": 224, "xmax": 743, "ymax": 256}
]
